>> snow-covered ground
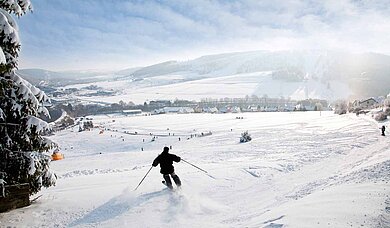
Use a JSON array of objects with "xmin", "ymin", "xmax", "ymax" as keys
[
  {"xmin": 1, "ymin": 111, "xmax": 389, "ymax": 227},
  {"xmin": 63, "ymin": 71, "xmax": 350, "ymax": 104}
]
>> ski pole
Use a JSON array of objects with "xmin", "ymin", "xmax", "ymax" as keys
[
  {"xmin": 181, "ymin": 159, "xmax": 208, "ymax": 173},
  {"xmin": 134, "ymin": 166, "xmax": 153, "ymax": 191}
]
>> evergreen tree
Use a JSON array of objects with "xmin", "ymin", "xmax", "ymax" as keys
[{"xmin": 0, "ymin": 0, "xmax": 56, "ymax": 196}]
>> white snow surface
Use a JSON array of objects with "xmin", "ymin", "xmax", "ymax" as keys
[
  {"xmin": 1, "ymin": 112, "xmax": 389, "ymax": 227},
  {"xmin": 0, "ymin": 46, "xmax": 5, "ymax": 64},
  {"xmin": 65, "ymin": 71, "xmax": 350, "ymax": 104},
  {"xmin": 58, "ymin": 50, "xmax": 362, "ymax": 104}
]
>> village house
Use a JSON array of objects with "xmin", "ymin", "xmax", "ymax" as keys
[
  {"xmin": 193, "ymin": 106, "xmax": 203, "ymax": 113},
  {"xmin": 203, "ymin": 107, "xmax": 219, "ymax": 113},
  {"xmin": 152, "ymin": 107, "xmax": 194, "ymax": 115},
  {"xmin": 122, "ymin": 109, "xmax": 142, "ymax": 116},
  {"xmin": 358, "ymin": 98, "xmax": 379, "ymax": 109},
  {"xmin": 219, "ymin": 106, "xmax": 241, "ymax": 113},
  {"xmin": 231, "ymin": 106, "xmax": 241, "ymax": 113}
]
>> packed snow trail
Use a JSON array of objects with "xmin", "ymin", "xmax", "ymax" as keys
[
  {"xmin": 67, "ymin": 184, "xmax": 227, "ymax": 227},
  {"xmin": 0, "ymin": 112, "xmax": 389, "ymax": 227}
]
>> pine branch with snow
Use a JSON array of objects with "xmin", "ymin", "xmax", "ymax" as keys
[{"xmin": 0, "ymin": 0, "xmax": 56, "ymax": 196}]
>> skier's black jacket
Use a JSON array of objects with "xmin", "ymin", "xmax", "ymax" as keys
[{"xmin": 152, "ymin": 149, "xmax": 181, "ymax": 174}]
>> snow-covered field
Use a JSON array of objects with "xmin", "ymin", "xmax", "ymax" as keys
[
  {"xmin": 64, "ymin": 71, "xmax": 350, "ymax": 104},
  {"xmin": 1, "ymin": 111, "xmax": 389, "ymax": 227}
]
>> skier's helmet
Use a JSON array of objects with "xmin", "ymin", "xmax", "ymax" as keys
[{"xmin": 163, "ymin": 146, "xmax": 169, "ymax": 153}]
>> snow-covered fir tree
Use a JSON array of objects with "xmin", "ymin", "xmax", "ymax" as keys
[{"xmin": 0, "ymin": 0, "xmax": 56, "ymax": 196}]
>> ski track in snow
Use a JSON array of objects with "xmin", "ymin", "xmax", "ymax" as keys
[{"xmin": 0, "ymin": 111, "xmax": 389, "ymax": 227}]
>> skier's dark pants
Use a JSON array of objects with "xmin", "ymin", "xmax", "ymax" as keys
[{"xmin": 163, "ymin": 172, "xmax": 181, "ymax": 189}]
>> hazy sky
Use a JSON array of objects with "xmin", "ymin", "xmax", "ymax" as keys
[{"xmin": 17, "ymin": 0, "xmax": 390, "ymax": 71}]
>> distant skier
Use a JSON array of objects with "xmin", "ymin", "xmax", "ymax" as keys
[
  {"xmin": 381, "ymin": 125, "xmax": 386, "ymax": 136},
  {"xmin": 152, "ymin": 147, "xmax": 182, "ymax": 189}
]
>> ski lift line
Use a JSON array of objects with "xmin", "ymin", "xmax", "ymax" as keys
[
  {"xmin": 105, "ymin": 129, "xmax": 192, "ymax": 137},
  {"xmin": 103, "ymin": 127, "xmax": 205, "ymax": 137},
  {"xmin": 103, "ymin": 124, "xmax": 198, "ymax": 133}
]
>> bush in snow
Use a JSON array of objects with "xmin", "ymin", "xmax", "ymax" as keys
[
  {"xmin": 240, "ymin": 131, "xmax": 252, "ymax": 143},
  {"xmin": 384, "ymin": 107, "xmax": 390, "ymax": 116},
  {"xmin": 314, "ymin": 103, "xmax": 323, "ymax": 111},
  {"xmin": 351, "ymin": 107, "xmax": 362, "ymax": 114},
  {"xmin": 375, "ymin": 112, "xmax": 387, "ymax": 122},
  {"xmin": 0, "ymin": 1, "xmax": 56, "ymax": 195},
  {"xmin": 333, "ymin": 100, "xmax": 347, "ymax": 115},
  {"xmin": 83, "ymin": 120, "xmax": 93, "ymax": 130},
  {"xmin": 384, "ymin": 93, "xmax": 390, "ymax": 107}
]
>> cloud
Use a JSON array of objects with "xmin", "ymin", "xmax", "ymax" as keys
[{"xmin": 15, "ymin": 0, "xmax": 390, "ymax": 70}]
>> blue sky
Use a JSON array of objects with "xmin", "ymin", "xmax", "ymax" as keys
[{"xmin": 17, "ymin": 0, "xmax": 390, "ymax": 71}]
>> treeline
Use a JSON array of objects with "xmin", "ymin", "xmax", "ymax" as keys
[
  {"xmin": 43, "ymin": 96, "xmax": 329, "ymax": 122},
  {"xmin": 43, "ymin": 102, "xmax": 146, "ymax": 121},
  {"xmin": 198, "ymin": 95, "xmax": 297, "ymax": 108}
]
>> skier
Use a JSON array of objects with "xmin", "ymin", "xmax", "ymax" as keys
[
  {"xmin": 382, "ymin": 125, "xmax": 386, "ymax": 136},
  {"xmin": 152, "ymin": 147, "xmax": 182, "ymax": 189}
]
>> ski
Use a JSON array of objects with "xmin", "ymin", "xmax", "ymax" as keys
[
  {"xmin": 162, "ymin": 180, "xmax": 172, "ymax": 189},
  {"xmin": 30, "ymin": 194, "xmax": 42, "ymax": 203},
  {"xmin": 162, "ymin": 180, "xmax": 182, "ymax": 192}
]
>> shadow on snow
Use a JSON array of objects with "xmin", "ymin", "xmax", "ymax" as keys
[{"xmin": 68, "ymin": 189, "xmax": 170, "ymax": 227}]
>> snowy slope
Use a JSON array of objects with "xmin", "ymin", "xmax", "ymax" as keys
[
  {"xmin": 72, "ymin": 71, "xmax": 351, "ymax": 104},
  {"xmin": 0, "ymin": 112, "xmax": 389, "ymax": 227},
  {"xmin": 17, "ymin": 69, "xmax": 118, "ymax": 87},
  {"xmin": 20, "ymin": 50, "xmax": 390, "ymax": 104}
]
